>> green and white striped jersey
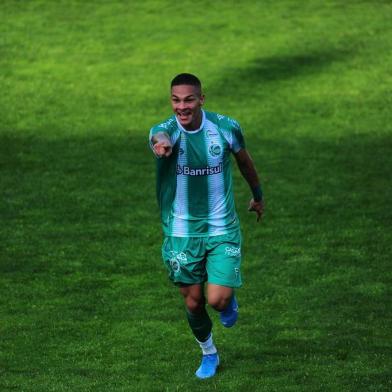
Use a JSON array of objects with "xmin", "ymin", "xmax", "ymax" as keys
[{"xmin": 149, "ymin": 110, "xmax": 245, "ymax": 237}]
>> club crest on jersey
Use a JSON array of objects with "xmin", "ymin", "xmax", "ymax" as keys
[{"xmin": 209, "ymin": 143, "xmax": 222, "ymax": 157}]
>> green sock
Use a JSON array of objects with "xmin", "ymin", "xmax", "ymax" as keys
[{"xmin": 186, "ymin": 307, "xmax": 212, "ymax": 342}]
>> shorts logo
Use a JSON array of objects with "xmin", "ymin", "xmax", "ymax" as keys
[
  {"xmin": 170, "ymin": 259, "xmax": 180, "ymax": 273},
  {"xmin": 176, "ymin": 252, "xmax": 187, "ymax": 262},
  {"xmin": 225, "ymin": 246, "xmax": 241, "ymax": 257},
  {"xmin": 169, "ymin": 251, "xmax": 188, "ymax": 274},
  {"xmin": 209, "ymin": 143, "xmax": 222, "ymax": 157}
]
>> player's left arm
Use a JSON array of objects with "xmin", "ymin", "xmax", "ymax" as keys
[{"xmin": 234, "ymin": 148, "xmax": 264, "ymax": 222}]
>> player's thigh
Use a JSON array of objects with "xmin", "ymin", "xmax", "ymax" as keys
[
  {"xmin": 206, "ymin": 230, "xmax": 242, "ymax": 288},
  {"xmin": 161, "ymin": 236, "xmax": 207, "ymax": 285}
]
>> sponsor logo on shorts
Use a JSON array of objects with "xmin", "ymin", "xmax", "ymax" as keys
[
  {"xmin": 225, "ymin": 246, "xmax": 241, "ymax": 257},
  {"xmin": 176, "ymin": 162, "xmax": 223, "ymax": 176},
  {"xmin": 169, "ymin": 251, "xmax": 188, "ymax": 274},
  {"xmin": 176, "ymin": 252, "xmax": 187, "ymax": 262},
  {"xmin": 170, "ymin": 259, "xmax": 180, "ymax": 273}
]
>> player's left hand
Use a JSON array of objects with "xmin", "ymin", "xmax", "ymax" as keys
[{"xmin": 248, "ymin": 199, "xmax": 264, "ymax": 222}]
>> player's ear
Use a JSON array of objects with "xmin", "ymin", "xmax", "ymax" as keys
[{"xmin": 199, "ymin": 94, "xmax": 205, "ymax": 106}]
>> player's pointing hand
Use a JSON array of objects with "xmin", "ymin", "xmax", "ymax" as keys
[
  {"xmin": 154, "ymin": 140, "xmax": 173, "ymax": 157},
  {"xmin": 152, "ymin": 132, "xmax": 173, "ymax": 158}
]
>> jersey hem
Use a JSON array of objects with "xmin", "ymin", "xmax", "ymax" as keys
[{"xmin": 162, "ymin": 226, "xmax": 240, "ymax": 238}]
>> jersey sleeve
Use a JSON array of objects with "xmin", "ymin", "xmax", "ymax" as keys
[
  {"xmin": 230, "ymin": 118, "xmax": 246, "ymax": 153},
  {"xmin": 216, "ymin": 114, "xmax": 246, "ymax": 154}
]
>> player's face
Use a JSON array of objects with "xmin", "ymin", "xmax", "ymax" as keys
[{"xmin": 171, "ymin": 85, "xmax": 205, "ymax": 131}]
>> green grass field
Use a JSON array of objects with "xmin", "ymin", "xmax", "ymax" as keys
[{"xmin": 1, "ymin": 1, "xmax": 391, "ymax": 390}]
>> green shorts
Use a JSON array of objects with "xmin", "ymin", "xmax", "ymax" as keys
[{"xmin": 161, "ymin": 230, "xmax": 242, "ymax": 288}]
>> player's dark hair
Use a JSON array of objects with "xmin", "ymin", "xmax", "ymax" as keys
[{"xmin": 171, "ymin": 73, "xmax": 201, "ymax": 89}]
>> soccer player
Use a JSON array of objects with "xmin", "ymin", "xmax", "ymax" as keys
[{"xmin": 149, "ymin": 73, "xmax": 264, "ymax": 379}]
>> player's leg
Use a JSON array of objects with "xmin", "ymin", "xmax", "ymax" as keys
[
  {"xmin": 161, "ymin": 236, "xmax": 219, "ymax": 378},
  {"xmin": 206, "ymin": 230, "xmax": 242, "ymax": 327},
  {"xmin": 207, "ymin": 283, "xmax": 238, "ymax": 328},
  {"xmin": 179, "ymin": 284, "xmax": 219, "ymax": 378},
  {"xmin": 179, "ymin": 283, "xmax": 212, "ymax": 342},
  {"xmin": 207, "ymin": 284, "xmax": 233, "ymax": 311},
  {"xmin": 179, "ymin": 283, "xmax": 204, "ymax": 313}
]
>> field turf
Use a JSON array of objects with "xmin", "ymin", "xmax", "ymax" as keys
[{"xmin": 1, "ymin": 1, "xmax": 391, "ymax": 391}]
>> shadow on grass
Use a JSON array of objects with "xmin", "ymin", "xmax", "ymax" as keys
[
  {"xmin": 0, "ymin": 132, "xmax": 158, "ymax": 276},
  {"xmin": 210, "ymin": 47, "xmax": 353, "ymax": 95}
]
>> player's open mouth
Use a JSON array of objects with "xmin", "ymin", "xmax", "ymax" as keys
[{"xmin": 177, "ymin": 112, "xmax": 191, "ymax": 121}]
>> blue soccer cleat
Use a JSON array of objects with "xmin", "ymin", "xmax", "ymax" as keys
[
  {"xmin": 195, "ymin": 353, "xmax": 220, "ymax": 379},
  {"xmin": 220, "ymin": 295, "xmax": 238, "ymax": 328}
]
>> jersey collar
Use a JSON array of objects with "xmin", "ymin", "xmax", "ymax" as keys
[{"xmin": 175, "ymin": 110, "xmax": 206, "ymax": 134}]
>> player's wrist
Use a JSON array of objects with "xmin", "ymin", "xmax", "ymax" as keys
[{"xmin": 251, "ymin": 185, "xmax": 263, "ymax": 202}]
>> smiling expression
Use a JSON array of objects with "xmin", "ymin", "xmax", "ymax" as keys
[{"xmin": 171, "ymin": 84, "xmax": 205, "ymax": 131}]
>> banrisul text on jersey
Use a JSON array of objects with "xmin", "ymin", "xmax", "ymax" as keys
[{"xmin": 176, "ymin": 162, "xmax": 223, "ymax": 176}]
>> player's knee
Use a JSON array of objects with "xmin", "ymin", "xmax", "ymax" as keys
[
  {"xmin": 208, "ymin": 294, "xmax": 231, "ymax": 312},
  {"xmin": 180, "ymin": 285, "xmax": 205, "ymax": 312},
  {"xmin": 185, "ymin": 295, "xmax": 205, "ymax": 313},
  {"xmin": 186, "ymin": 298, "xmax": 204, "ymax": 313}
]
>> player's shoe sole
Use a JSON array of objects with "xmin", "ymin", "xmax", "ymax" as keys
[
  {"xmin": 195, "ymin": 353, "xmax": 220, "ymax": 379},
  {"xmin": 220, "ymin": 295, "xmax": 238, "ymax": 328}
]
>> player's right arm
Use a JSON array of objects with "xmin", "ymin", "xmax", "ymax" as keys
[
  {"xmin": 222, "ymin": 115, "xmax": 264, "ymax": 222},
  {"xmin": 151, "ymin": 132, "xmax": 173, "ymax": 158}
]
